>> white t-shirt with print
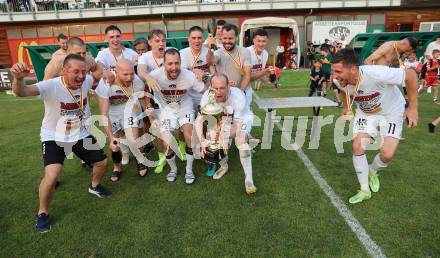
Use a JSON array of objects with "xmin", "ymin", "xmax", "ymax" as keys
[
  {"xmin": 95, "ymin": 74, "xmax": 145, "ymax": 117},
  {"xmin": 95, "ymin": 47, "xmax": 137, "ymax": 71},
  {"xmin": 180, "ymin": 46, "xmax": 210, "ymax": 106},
  {"xmin": 347, "ymin": 65, "xmax": 405, "ymax": 115},
  {"xmin": 149, "ymin": 67, "xmax": 205, "ymax": 113},
  {"xmin": 138, "ymin": 51, "xmax": 164, "ymax": 74},
  {"xmin": 37, "ymin": 75, "xmax": 94, "ymax": 142},
  {"xmin": 246, "ymin": 46, "xmax": 269, "ymax": 80}
]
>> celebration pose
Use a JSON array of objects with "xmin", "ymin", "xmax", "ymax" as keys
[
  {"xmin": 332, "ymin": 48, "xmax": 418, "ymax": 204},
  {"xmin": 11, "ymin": 55, "xmax": 110, "ymax": 233}
]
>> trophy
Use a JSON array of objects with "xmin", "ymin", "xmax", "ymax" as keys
[
  {"xmin": 200, "ymin": 90, "xmax": 226, "ymax": 164},
  {"xmin": 269, "ymin": 66, "xmax": 276, "ymax": 83}
]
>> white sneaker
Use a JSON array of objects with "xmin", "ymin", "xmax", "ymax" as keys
[
  {"xmin": 166, "ymin": 171, "xmax": 177, "ymax": 182},
  {"xmin": 213, "ymin": 165, "xmax": 228, "ymax": 180},
  {"xmin": 185, "ymin": 171, "xmax": 195, "ymax": 185},
  {"xmin": 121, "ymin": 152, "xmax": 129, "ymax": 165}
]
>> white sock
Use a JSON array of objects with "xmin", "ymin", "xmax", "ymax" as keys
[
  {"xmin": 120, "ymin": 142, "xmax": 129, "ymax": 154},
  {"xmin": 219, "ymin": 156, "xmax": 229, "ymax": 169},
  {"xmin": 166, "ymin": 154, "xmax": 177, "ymax": 172},
  {"xmin": 186, "ymin": 154, "xmax": 194, "ymax": 174},
  {"xmin": 353, "ymin": 154, "xmax": 370, "ymax": 192},
  {"xmin": 369, "ymin": 154, "xmax": 388, "ymax": 174},
  {"xmin": 239, "ymin": 150, "xmax": 253, "ymax": 183}
]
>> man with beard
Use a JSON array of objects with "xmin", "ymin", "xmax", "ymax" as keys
[
  {"xmin": 11, "ymin": 54, "xmax": 110, "ymax": 233},
  {"xmin": 96, "ymin": 59, "xmax": 150, "ymax": 181},
  {"xmin": 149, "ymin": 48, "xmax": 207, "ymax": 185},
  {"xmin": 206, "ymin": 23, "xmax": 251, "ymax": 106},
  {"xmin": 332, "ymin": 48, "xmax": 418, "ymax": 204},
  {"xmin": 195, "ymin": 73, "xmax": 257, "ymax": 194},
  {"xmin": 246, "ymin": 28, "xmax": 271, "ymax": 92}
]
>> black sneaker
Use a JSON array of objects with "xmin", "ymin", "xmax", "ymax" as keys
[
  {"xmin": 88, "ymin": 184, "xmax": 111, "ymax": 198},
  {"xmin": 428, "ymin": 123, "xmax": 436, "ymax": 133},
  {"xmin": 35, "ymin": 213, "xmax": 51, "ymax": 233}
]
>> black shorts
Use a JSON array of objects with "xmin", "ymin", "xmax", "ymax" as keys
[{"xmin": 42, "ymin": 135, "xmax": 106, "ymax": 167}]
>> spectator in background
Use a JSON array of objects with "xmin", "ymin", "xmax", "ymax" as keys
[
  {"xmin": 424, "ymin": 35, "xmax": 440, "ymax": 59},
  {"xmin": 287, "ymin": 39, "xmax": 297, "ymax": 70},
  {"xmin": 320, "ymin": 39, "xmax": 331, "ymax": 52},
  {"xmin": 318, "ymin": 47, "xmax": 332, "ymax": 96},
  {"xmin": 275, "ymin": 43, "xmax": 285, "ymax": 69},
  {"xmin": 403, "ymin": 52, "xmax": 419, "ymax": 102},
  {"xmin": 309, "ymin": 60, "xmax": 325, "ymax": 97},
  {"xmin": 52, "ymin": 34, "xmax": 68, "ymax": 56},
  {"xmin": 418, "ymin": 49, "xmax": 440, "ymax": 103},
  {"xmin": 306, "ymin": 41, "xmax": 315, "ymax": 68}
]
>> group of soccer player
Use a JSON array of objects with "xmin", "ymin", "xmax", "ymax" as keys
[
  {"xmin": 11, "ymin": 21, "xmax": 276, "ymax": 233},
  {"xmin": 11, "ymin": 20, "xmax": 431, "ymax": 233}
]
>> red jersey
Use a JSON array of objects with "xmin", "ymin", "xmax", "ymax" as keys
[{"xmin": 426, "ymin": 59, "xmax": 439, "ymax": 78}]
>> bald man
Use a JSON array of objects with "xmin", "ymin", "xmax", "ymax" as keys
[
  {"xmin": 44, "ymin": 37, "xmax": 103, "ymax": 82},
  {"xmin": 195, "ymin": 73, "xmax": 256, "ymax": 194},
  {"xmin": 96, "ymin": 59, "xmax": 151, "ymax": 181}
]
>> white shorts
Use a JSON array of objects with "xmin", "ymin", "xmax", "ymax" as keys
[
  {"xmin": 235, "ymin": 114, "xmax": 253, "ymax": 135},
  {"xmin": 159, "ymin": 109, "xmax": 195, "ymax": 132},
  {"xmin": 245, "ymin": 86, "xmax": 253, "ymax": 109},
  {"xmin": 110, "ymin": 113, "xmax": 143, "ymax": 134},
  {"xmin": 353, "ymin": 109, "xmax": 404, "ymax": 140}
]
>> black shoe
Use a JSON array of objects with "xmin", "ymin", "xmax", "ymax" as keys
[
  {"xmin": 428, "ymin": 123, "xmax": 436, "ymax": 133},
  {"xmin": 81, "ymin": 161, "xmax": 93, "ymax": 171},
  {"xmin": 142, "ymin": 142, "xmax": 155, "ymax": 154},
  {"xmin": 88, "ymin": 184, "xmax": 111, "ymax": 198},
  {"xmin": 35, "ymin": 213, "xmax": 51, "ymax": 233}
]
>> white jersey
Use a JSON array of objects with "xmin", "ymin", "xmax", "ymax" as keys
[
  {"xmin": 95, "ymin": 47, "xmax": 137, "ymax": 71},
  {"xmin": 347, "ymin": 65, "xmax": 405, "ymax": 115},
  {"xmin": 95, "ymin": 74, "xmax": 145, "ymax": 117},
  {"xmin": 180, "ymin": 46, "xmax": 210, "ymax": 108},
  {"xmin": 138, "ymin": 51, "xmax": 164, "ymax": 73},
  {"xmin": 247, "ymin": 46, "xmax": 269, "ymax": 80},
  {"xmin": 149, "ymin": 67, "xmax": 205, "ymax": 112},
  {"xmin": 200, "ymin": 87, "xmax": 253, "ymax": 121},
  {"xmin": 36, "ymin": 75, "xmax": 94, "ymax": 143}
]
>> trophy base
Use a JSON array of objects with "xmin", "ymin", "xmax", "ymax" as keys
[{"xmin": 203, "ymin": 148, "xmax": 226, "ymax": 164}]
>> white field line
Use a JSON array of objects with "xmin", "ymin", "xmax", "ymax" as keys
[{"xmin": 253, "ymin": 92, "xmax": 386, "ymax": 258}]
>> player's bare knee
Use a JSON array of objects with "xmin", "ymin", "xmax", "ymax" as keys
[
  {"xmin": 352, "ymin": 138, "xmax": 365, "ymax": 155},
  {"xmin": 380, "ymin": 149, "xmax": 394, "ymax": 163}
]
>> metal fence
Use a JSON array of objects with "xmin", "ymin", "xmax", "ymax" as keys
[{"xmin": 0, "ymin": 0, "xmax": 259, "ymax": 13}]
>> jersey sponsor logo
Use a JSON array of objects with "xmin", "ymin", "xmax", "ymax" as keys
[
  {"xmin": 354, "ymin": 91, "xmax": 382, "ymax": 113},
  {"xmin": 60, "ymin": 98, "xmax": 88, "ymax": 110},
  {"xmin": 169, "ymin": 84, "xmax": 177, "ymax": 88}
]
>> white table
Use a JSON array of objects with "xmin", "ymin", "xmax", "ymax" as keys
[{"xmin": 255, "ymin": 97, "xmax": 338, "ymax": 149}]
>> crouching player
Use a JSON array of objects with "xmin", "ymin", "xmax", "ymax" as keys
[
  {"xmin": 149, "ymin": 48, "xmax": 207, "ymax": 184},
  {"xmin": 11, "ymin": 54, "xmax": 110, "ymax": 233},
  {"xmin": 96, "ymin": 59, "xmax": 149, "ymax": 181},
  {"xmin": 195, "ymin": 73, "xmax": 257, "ymax": 194},
  {"xmin": 332, "ymin": 48, "xmax": 418, "ymax": 204}
]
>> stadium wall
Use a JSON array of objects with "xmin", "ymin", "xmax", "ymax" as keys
[{"xmin": 1, "ymin": 8, "xmax": 439, "ymax": 68}]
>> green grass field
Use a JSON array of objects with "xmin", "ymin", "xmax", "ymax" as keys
[{"xmin": 0, "ymin": 71, "xmax": 439, "ymax": 257}]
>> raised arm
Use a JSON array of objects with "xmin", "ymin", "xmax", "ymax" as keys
[{"xmin": 11, "ymin": 63, "xmax": 40, "ymax": 97}]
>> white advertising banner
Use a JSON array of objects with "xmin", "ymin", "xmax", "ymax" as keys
[{"xmin": 312, "ymin": 20, "xmax": 367, "ymax": 46}]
